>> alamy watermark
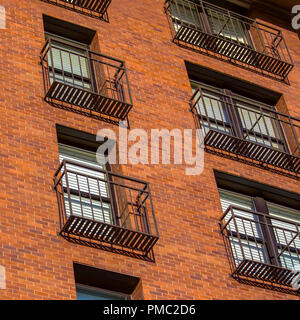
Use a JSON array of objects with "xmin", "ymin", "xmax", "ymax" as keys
[
  {"xmin": 292, "ymin": 5, "xmax": 300, "ymax": 30},
  {"xmin": 96, "ymin": 122, "xmax": 205, "ymax": 176},
  {"xmin": 0, "ymin": 5, "xmax": 5, "ymax": 30}
]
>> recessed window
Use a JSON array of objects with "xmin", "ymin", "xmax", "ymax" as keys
[
  {"xmin": 191, "ymin": 80, "xmax": 286, "ymax": 152},
  {"xmin": 76, "ymin": 285, "xmax": 127, "ymax": 300},
  {"xmin": 73, "ymin": 263, "xmax": 143, "ymax": 300},
  {"xmin": 53, "ymin": 126, "xmax": 159, "ymax": 258},
  {"xmin": 41, "ymin": 16, "xmax": 133, "ymax": 123},
  {"xmin": 216, "ymin": 172, "xmax": 300, "ymax": 295},
  {"xmin": 187, "ymin": 65, "xmax": 300, "ymax": 174},
  {"xmin": 164, "ymin": 0, "xmax": 294, "ymax": 80}
]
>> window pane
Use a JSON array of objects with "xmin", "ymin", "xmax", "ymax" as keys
[
  {"xmin": 47, "ymin": 36, "xmax": 91, "ymax": 90},
  {"xmin": 267, "ymin": 202, "xmax": 300, "ymax": 271},
  {"xmin": 76, "ymin": 285, "xmax": 126, "ymax": 300},
  {"xmin": 219, "ymin": 189, "xmax": 267, "ymax": 265},
  {"xmin": 59, "ymin": 144, "xmax": 113, "ymax": 224},
  {"xmin": 235, "ymin": 99, "xmax": 285, "ymax": 151},
  {"xmin": 206, "ymin": 7, "xmax": 250, "ymax": 46},
  {"xmin": 191, "ymin": 83, "xmax": 231, "ymax": 136},
  {"xmin": 170, "ymin": 0, "xmax": 201, "ymax": 32}
]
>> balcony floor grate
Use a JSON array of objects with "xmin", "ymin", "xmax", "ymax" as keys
[
  {"xmin": 40, "ymin": 0, "xmax": 111, "ymax": 21},
  {"xmin": 45, "ymin": 81, "xmax": 132, "ymax": 120},
  {"xmin": 204, "ymin": 130, "xmax": 300, "ymax": 174},
  {"xmin": 234, "ymin": 259, "xmax": 300, "ymax": 293},
  {"xmin": 174, "ymin": 26, "xmax": 293, "ymax": 79},
  {"xmin": 60, "ymin": 215, "xmax": 159, "ymax": 255}
]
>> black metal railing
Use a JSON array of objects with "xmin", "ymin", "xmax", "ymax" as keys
[
  {"xmin": 190, "ymin": 86, "xmax": 300, "ymax": 174},
  {"xmin": 164, "ymin": 0, "xmax": 294, "ymax": 80},
  {"xmin": 220, "ymin": 205, "xmax": 300, "ymax": 294},
  {"xmin": 54, "ymin": 160, "xmax": 159, "ymax": 256},
  {"xmin": 40, "ymin": 0, "xmax": 112, "ymax": 21},
  {"xmin": 41, "ymin": 38, "xmax": 133, "ymax": 122}
]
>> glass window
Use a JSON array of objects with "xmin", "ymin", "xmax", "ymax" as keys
[
  {"xmin": 76, "ymin": 285, "xmax": 127, "ymax": 300},
  {"xmin": 219, "ymin": 188, "xmax": 300, "ymax": 271},
  {"xmin": 191, "ymin": 82, "xmax": 231, "ymax": 136},
  {"xmin": 206, "ymin": 7, "xmax": 251, "ymax": 46},
  {"xmin": 267, "ymin": 202, "xmax": 300, "ymax": 272},
  {"xmin": 59, "ymin": 144, "xmax": 113, "ymax": 225},
  {"xmin": 191, "ymin": 81, "xmax": 286, "ymax": 152},
  {"xmin": 219, "ymin": 189, "xmax": 266, "ymax": 266},
  {"xmin": 170, "ymin": 0, "xmax": 202, "ymax": 32},
  {"xmin": 46, "ymin": 33, "xmax": 92, "ymax": 90}
]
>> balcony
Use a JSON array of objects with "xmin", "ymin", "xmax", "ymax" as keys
[
  {"xmin": 164, "ymin": 0, "xmax": 294, "ymax": 81},
  {"xmin": 40, "ymin": 0, "xmax": 112, "ymax": 21},
  {"xmin": 190, "ymin": 86, "xmax": 300, "ymax": 175},
  {"xmin": 220, "ymin": 205, "xmax": 300, "ymax": 295},
  {"xmin": 54, "ymin": 160, "xmax": 159, "ymax": 258},
  {"xmin": 41, "ymin": 38, "xmax": 133, "ymax": 124}
]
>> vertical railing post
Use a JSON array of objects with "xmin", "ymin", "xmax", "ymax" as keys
[
  {"xmin": 123, "ymin": 62, "xmax": 132, "ymax": 105},
  {"xmin": 48, "ymin": 38, "xmax": 56, "ymax": 86},
  {"xmin": 253, "ymin": 21, "xmax": 266, "ymax": 55},
  {"xmin": 63, "ymin": 160, "xmax": 73, "ymax": 219},
  {"xmin": 147, "ymin": 183, "xmax": 159, "ymax": 238},
  {"xmin": 289, "ymin": 116, "xmax": 300, "ymax": 156}
]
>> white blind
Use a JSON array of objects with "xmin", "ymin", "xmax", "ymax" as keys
[
  {"xmin": 47, "ymin": 36, "xmax": 91, "ymax": 90},
  {"xmin": 171, "ymin": 0, "xmax": 200, "ymax": 26},
  {"xmin": 219, "ymin": 189, "xmax": 267, "ymax": 265},
  {"xmin": 207, "ymin": 9, "xmax": 248, "ymax": 45},
  {"xmin": 267, "ymin": 202, "xmax": 300, "ymax": 271},
  {"xmin": 235, "ymin": 100, "xmax": 283, "ymax": 150},
  {"xmin": 170, "ymin": 0, "xmax": 201, "ymax": 33},
  {"xmin": 59, "ymin": 144, "xmax": 112, "ymax": 224},
  {"xmin": 191, "ymin": 83, "xmax": 231, "ymax": 136}
]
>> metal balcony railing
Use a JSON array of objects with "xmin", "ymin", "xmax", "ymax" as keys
[
  {"xmin": 220, "ymin": 205, "xmax": 300, "ymax": 295},
  {"xmin": 54, "ymin": 160, "xmax": 159, "ymax": 256},
  {"xmin": 164, "ymin": 0, "xmax": 294, "ymax": 80},
  {"xmin": 190, "ymin": 86, "xmax": 300, "ymax": 174},
  {"xmin": 40, "ymin": 0, "xmax": 112, "ymax": 21},
  {"xmin": 41, "ymin": 38, "xmax": 133, "ymax": 122}
]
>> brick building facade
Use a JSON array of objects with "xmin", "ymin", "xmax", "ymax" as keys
[{"xmin": 0, "ymin": 0, "xmax": 299, "ymax": 300}]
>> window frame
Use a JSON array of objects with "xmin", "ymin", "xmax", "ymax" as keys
[
  {"xmin": 191, "ymin": 80, "xmax": 289, "ymax": 153},
  {"xmin": 219, "ymin": 188, "xmax": 300, "ymax": 269},
  {"xmin": 45, "ymin": 32, "xmax": 98, "ymax": 93},
  {"xmin": 169, "ymin": 0, "xmax": 254, "ymax": 48},
  {"xmin": 58, "ymin": 142, "xmax": 121, "ymax": 227},
  {"xmin": 76, "ymin": 283, "xmax": 130, "ymax": 300}
]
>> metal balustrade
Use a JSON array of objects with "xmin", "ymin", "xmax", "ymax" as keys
[
  {"xmin": 220, "ymin": 205, "xmax": 300, "ymax": 295},
  {"xmin": 41, "ymin": 38, "xmax": 133, "ymax": 122},
  {"xmin": 54, "ymin": 160, "xmax": 159, "ymax": 256},
  {"xmin": 190, "ymin": 86, "xmax": 300, "ymax": 174},
  {"xmin": 40, "ymin": 0, "xmax": 112, "ymax": 21},
  {"xmin": 164, "ymin": 0, "xmax": 294, "ymax": 80}
]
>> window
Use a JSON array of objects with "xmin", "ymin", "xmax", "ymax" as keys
[
  {"xmin": 73, "ymin": 263, "xmax": 143, "ymax": 300},
  {"xmin": 168, "ymin": 0, "xmax": 251, "ymax": 47},
  {"xmin": 41, "ymin": 16, "xmax": 133, "ymax": 122},
  {"xmin": 217, "ymin": 173, "xmax": 300, "ymax": 293},
  {"xmin": 191, "ymin": 81, "xmax": 287, "ymax": 152},
  {"xmin": 205, "ymin": 4, "xmax": 252, "ymax": 47},
  {"xmin": 46, "ymin": 33, "xmax": 93, "ymax": 91},
  {"xmin": 54, "ymin": 126, "xmax": 159, "ymax": 257},
  {"xmin": 219, "ymin": 188, "xmax": 300, "ymax": 270},
  {"xmin": 170, "ymin": 0, "xmax": 202, "ymax": 32},
  {"xmin": 165, "ymin": 0, "xmax": 294, "ymax": 80},
  {"xmin": 76, "ymin": 285, "xmax": 127, "ymax": 300},
  {"xmin": 58, "ymin": 143, "xmax": 114, "ymax": 226}
]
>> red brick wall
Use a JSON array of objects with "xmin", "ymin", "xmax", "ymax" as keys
[{"xmin": 0, "ymin": 0, "xmax": 299, "ymax": 299}]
